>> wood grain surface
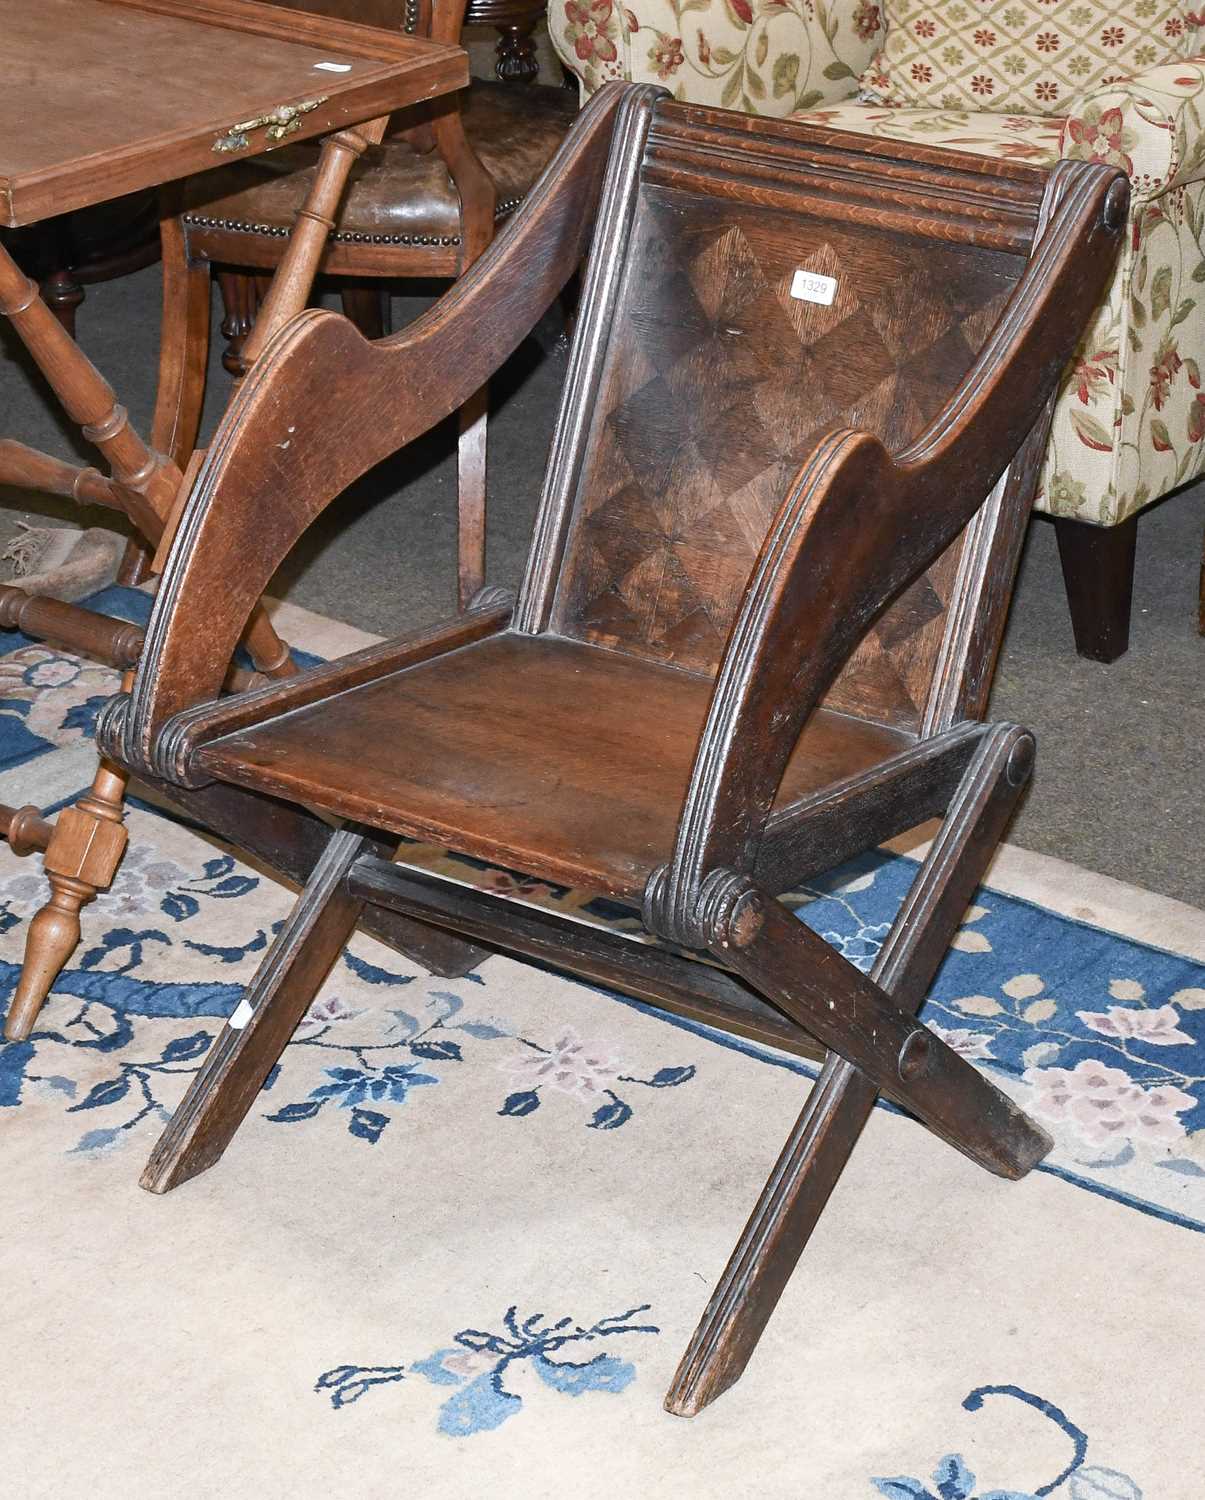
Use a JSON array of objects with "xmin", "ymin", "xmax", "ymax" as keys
[{"xmin": 0, "ymin": 0, "xmax": 466, "ymax": 225}]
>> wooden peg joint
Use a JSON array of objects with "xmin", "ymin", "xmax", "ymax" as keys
[{"xmin": 897, "ymin": 1028, "xmax": 934, "ymax": 1083}]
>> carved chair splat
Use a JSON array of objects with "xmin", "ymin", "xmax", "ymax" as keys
[{"xmin": 101, "ymin": 84, "xmax": 1127, "ymax": 1416}]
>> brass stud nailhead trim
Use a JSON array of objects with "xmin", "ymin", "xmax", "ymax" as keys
[{"xmin": 181, "ymin": 189, "xmax": 529, "ymax": 248}]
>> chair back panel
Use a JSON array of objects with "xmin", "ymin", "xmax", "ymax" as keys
[{"xmin": 542, "ymin": 111, "xmax": 1047, "ymax": 729}]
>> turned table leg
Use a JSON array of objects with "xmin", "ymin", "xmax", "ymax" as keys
[
  {"xmin": 0, "ymin": 123, "xmax": 383, "ymax": 1036},
  {"xmin": 0, "ymin": 241, "xmax": 294, "ymax": 1037},
  {"xmin": 495, "ymin": 20, "xmax": 539, "ymax": 84},
  {"xmin": 6, "ymin": 762, "xmax": 129, "ymax": 1041},
  {"xmin": 0, "ymin": 239, "xmax": 179, "ymax": 540}
]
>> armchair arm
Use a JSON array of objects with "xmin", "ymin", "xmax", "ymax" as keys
[
  {"xmin": 112, "ymin": 81, "xmax": 632, "ymax": 776},
  {"xmin": 648, "ymin": 158, "xmax": 1128, "ymax": 942},
  {"xmin": 1061, "ymin": 54, "xmax": 1205, "ymax": 202},
  {"xmin": 549, "ymin": 0, "xmax": 878, "ymax": 116}
]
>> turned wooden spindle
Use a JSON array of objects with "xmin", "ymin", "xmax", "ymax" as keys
[
  {"xmin": 0, "ymin": 244, "xmax": 177, "ymax": 540},
  {"xmin": 0, "ymin": 241, "xmax": 295, "ymax": 682},
  {"xmin": 0, "ymin": 584, "xmax": 144, "ymax": 665},
  {"xmin": 238, "ymin": 117, "xmax": 390, "ymax": 372},
  {"xmin": 0, "ymin": 803, "xmax": 54, "ymax": 857},
  {"xmin": 5, "ymin": 765, "xmax": 129, "ymax": 1041},
  {"xmin": 0, "ymin": 439, "xmax": 121, "ymax": 511},
  {"xmin": 0, "ymin": 585, "xmax": 268, "ymax": 691}
]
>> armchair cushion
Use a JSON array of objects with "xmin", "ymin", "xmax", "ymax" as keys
[
  {"xmin": 1061, "ymin": 54, "xmax": 1205, "ymax": 199},
  {"xmin": 790, "ymin": 95, "xmax": 1205, "ymax": 526},
  {"xmin": 859, "ymin": 0, "xmax": 1194, "ymax": 116},
  {"xmin": 550, "ymin": 0, "xmax": 882, "ymax": 114}
]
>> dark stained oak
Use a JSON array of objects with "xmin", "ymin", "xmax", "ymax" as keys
[
  {"xmin": 1053, "ymin": 511, "xmax": 1139, "ymax": 663},
  {"xmin": 104, "ymin": 84, "xmax": 1127, "ymax": 1417},
  {"xmin": 195, "ymin": 634, "xmax": 912, "ymax": 899}
]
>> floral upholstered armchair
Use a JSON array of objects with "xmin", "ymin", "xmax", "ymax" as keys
[{"xmin": 551, "ymin": 0, "xmax": 1205, "ymax": 660}]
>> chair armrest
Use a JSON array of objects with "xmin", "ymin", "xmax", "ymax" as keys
[
  {"xmin": 649, "ymin": 158, "xmax": 1128, "ymax": 938},
  {"xmin": 549, "ymin": 0, "xmax": 877, "ymax": 115},
  {"xmin": 111, "ymin": 82, "xmax": 634, "ymax": 777},
  {"xmin": 1061, "ymin": 54, "xmax": 1205, "ymax": 202}
]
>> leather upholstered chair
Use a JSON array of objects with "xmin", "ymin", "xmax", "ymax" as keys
[{"xmin": 156, "ymin": 0, "xmax": 576, "ymax": 605}]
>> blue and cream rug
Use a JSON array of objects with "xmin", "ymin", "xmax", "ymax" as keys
[{"xmin": 1, "ymin": 589, "xmax": 1202, "ymax": 1499}]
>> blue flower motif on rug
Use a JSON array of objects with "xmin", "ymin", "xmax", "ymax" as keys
[
  {"xmin": 2, "ymin": 587, "xmax": 1205, "ymax": 1231},
  {"xmin": 315, "ymin": 1303, "xmax": 660, "ymax": 1435},
  {"xmin": 872, "ymin": 1384, "xmax": 1141, "ymax": 1499},
  {"xmin": 2, "ymin": 932, "xmax": 697, "ymax": 1152},
  {"xmin": 259, "ymin": 984, "xmax": 696, "ymax": 1146}
]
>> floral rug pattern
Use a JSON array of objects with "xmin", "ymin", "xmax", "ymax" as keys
[
  {"xmin": 2, "ymin": 589, "xmax": 1205, "ymax": 1227},
  {"xmin": 873, "ymin": 1385, "xmax": 1141, "ymax": 1500},
  {"xmin": 0, "ymin": 590, "xmax": 1199, "ymax": 1490}
]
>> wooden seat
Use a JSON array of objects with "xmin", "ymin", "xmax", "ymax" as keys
[
  {"xmin": 101, "ymin": 84, "xmax": 1128, "ymax": 1419},
  {"xmin": 195, "ymin": 633, "xmax": 910, "ymax": 898}
]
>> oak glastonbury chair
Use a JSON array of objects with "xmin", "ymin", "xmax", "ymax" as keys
[{"xmin": 99, "ymin": 82, "xmax": 1126, "ymax": 1415}]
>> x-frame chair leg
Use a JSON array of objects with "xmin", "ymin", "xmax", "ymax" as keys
[
  {"xmin": 140, "ymin": 826, "xmax": 370, "ymax": 1194},
  {"xmin": 666, "ymin": 724, "xmax": 1042, "ymax": 1416}
]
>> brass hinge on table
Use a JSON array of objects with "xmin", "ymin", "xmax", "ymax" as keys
[{"xmin": 213, "ymin": 97, "xmax": 328, "ymax": 154}]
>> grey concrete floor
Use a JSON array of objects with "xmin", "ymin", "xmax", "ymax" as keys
[{"xmin": 2, "ymin": 263, "xmax": 1203, "ymax": 907}]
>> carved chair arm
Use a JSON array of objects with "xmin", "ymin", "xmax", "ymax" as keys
[
  {"xmin": 648, "ymin": 157, "xmax": 1129, "ymax": 941},
  {"xmin": 114, "ymin": 82, "xmax": 628, "ymax": 776}
]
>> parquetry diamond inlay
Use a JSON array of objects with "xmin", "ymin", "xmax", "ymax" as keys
[{"xmin": 553, "ymin": 191, "xmax": 1023, "ymax": 728}]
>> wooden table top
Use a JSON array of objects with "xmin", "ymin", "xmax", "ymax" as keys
[{"xmin": 0, "ymin": 0, "xmax": 467, "ymax": 227}]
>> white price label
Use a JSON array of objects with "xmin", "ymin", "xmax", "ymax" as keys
[
  {"xmin": 790, "ymin": 269, "xmax": 837, "ymax": 306},
  {"xmin": 228, "ymin": 997, "xmax": 256, "ymax": 1031}
]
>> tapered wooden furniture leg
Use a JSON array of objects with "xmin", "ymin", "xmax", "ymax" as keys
[
  {"xmin": 457, "ymin": 385, "xmax": 488, "ymax": 609},
  {"xmin": 3, "ymin": 659, "xmax": 137, "ymax": 1040},
  {"xmin": 42, "ymin": 269, "xmax": 85, "ymax": 338},
  {"xmin": 1053, "ymin": 512, "xmax": 1138, "ymax": 663},
  {"xmin": 665, "ymin": 726, "xmax": 1037, "ymax": 1416},
  {"xmin": 217, "ymin": 270, "xmax": 269, "ymax": 378},
  {"xmin": 140, "ymin": 826, "xmax": 369, "ymax": 1194},
  {"xmin": 5, "ymin": 760, "xmax": 130, "ymax": 1041}
]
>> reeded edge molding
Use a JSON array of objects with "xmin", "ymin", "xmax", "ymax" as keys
[
  {"xmin": 514, "ymin": 82, "xmax": 669, "ymax": 635},
  {"xmin": 645, "ymin": 157, "xmax": 1125, "ymax": 942},
  {"xmin": 126, "ymin": 82, "xmax": 632, "ymax": 774}
]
